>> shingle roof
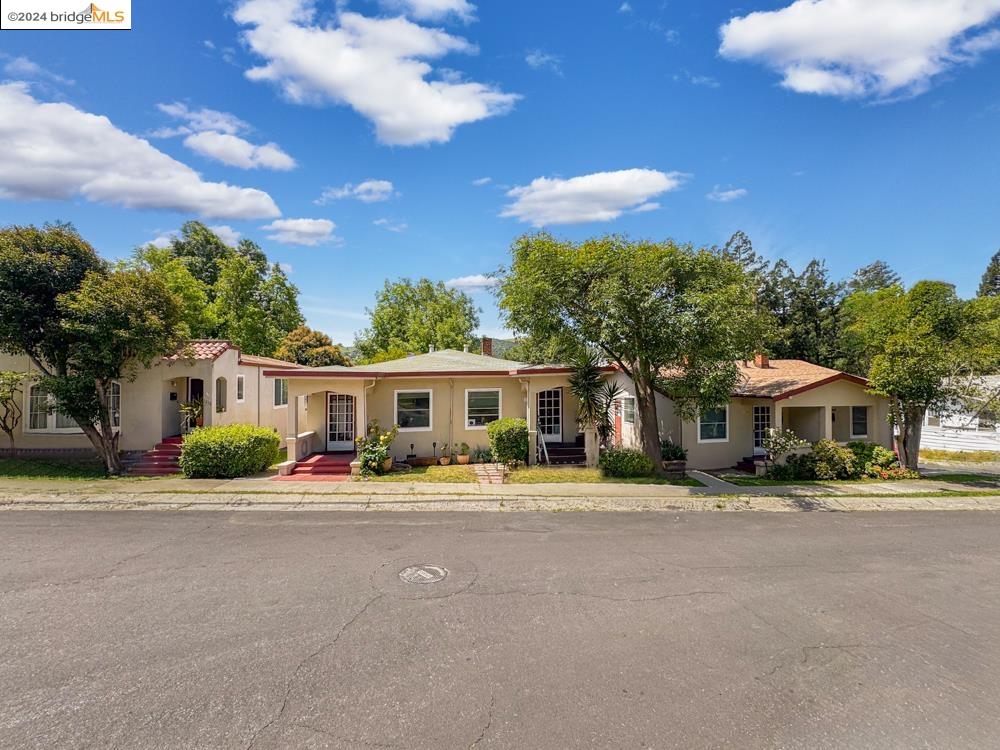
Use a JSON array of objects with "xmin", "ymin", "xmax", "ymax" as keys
[
  {"xmin": 733, "ymin": 359, "xmax": 867, "ymax": 399},
  {"xmin": 240, "ymin": 353, "xmax": 299, "ymax": 368}
]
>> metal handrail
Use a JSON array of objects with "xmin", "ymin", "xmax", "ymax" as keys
[{"xmin": 536, "ymin": 421, "xmax": 550, "ymax": 465}]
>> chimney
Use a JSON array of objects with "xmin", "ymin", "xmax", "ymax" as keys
[
  {"xmin": 481, "ymin": 336, "xmax": 493, "ymax": 356},
  {"xmin": 754, "ymin": 353, "xmax": 770, "ymax": 369}
]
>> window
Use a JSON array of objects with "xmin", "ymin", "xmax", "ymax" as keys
[
  {"xmin": 466, "ymin": 389, "xmax": 501, "ymax": 428},
  {"xmin": 273, "ymin": 378, "xmax": 288, "ymax": 408},
  {"xmin": 622, "ymin": 397, "xmax": 636, "ymax": 424},
  {"xmin": 926, "ymin": 412, "xmax": 941, "ymax": 428},
  {"xmin": 851, "ymin": 406, "xmax": 869, "ymax": 438},
  {"xmin": 236, "ymin": 375, "xmax": 245, "ymax": 403},
  {"xmin": 698, "ymin": 406, "xmax": 728, "ymax": 443},
  {"xmin": 109, "ymin": 381, "xmax": 121, "ymax": 428},
  {"xmin": 26, "ymin": 385, "xmax": 82, "ymax": 432},
  {"xmin": 396, "ymin": 390, "xmax": 432, "ymax": 431},
  {"xmin": 215, "ymin": 377, "xmax": 227, "ymax": 414}
]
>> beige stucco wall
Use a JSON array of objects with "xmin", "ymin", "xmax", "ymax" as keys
[
  {"xmin": 608, "ymin": 372, "xmax": 680, "ymax": 450},
  {"xmin": 679, "ymin": 398, "xmax": 758, "ymax": 470}
]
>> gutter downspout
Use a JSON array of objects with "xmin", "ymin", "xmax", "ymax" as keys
[
  {"xmin": 519, "ymin": 377, "xmax": 534, "ymax": 464},
  {"xmin": 363, "ymin": 378, "xmax": 376, "ymax": 443},
  {"xmin": 448, "ymin": 379, "xmax": 455, "ymax": 455}
]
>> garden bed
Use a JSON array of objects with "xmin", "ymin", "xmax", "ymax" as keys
[{"xmin": 363, "ymin": 465, "xmax": 477, "ymax": 483}]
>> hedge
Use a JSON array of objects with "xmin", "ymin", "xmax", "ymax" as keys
[
  {"xmin": 599, "ymin": 448, "xmax": 655, "ymax": 478},
  {"xmin": 486, "ymin": 418, "xmax": 529, "ymax": 464},
  {"xmin": 179, "ymin": 424, "xmax": 281, "ymax": 479}
]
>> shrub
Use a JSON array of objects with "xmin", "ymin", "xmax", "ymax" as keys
[
  {"xmin": 355, "ymin": 420, "xmax": 399, "ymax": 476},
  {"xmin": 810, "ymin": 439, "xmax": 858, "ymax": 480},
  {"xmin": 848, "ymin": 441, "xmax": 911, "ymax": 479},
  {"xmin": 660, "ymin": 439, "xmax": 687, "ymax": 461},
  {"xmin": 487, "ymin": 418, "xmax": 529, "ymax": 464},
  {"xmin": 179, "ymin": 424, "xmax": 281, "ymax": 478},
  {"xmin": 471, "ymin": 445, "xmax": 493, "ymax": 463},
  {"xmin": 599, "ymin": 447, "xmax": 655, "ymax": 478}
]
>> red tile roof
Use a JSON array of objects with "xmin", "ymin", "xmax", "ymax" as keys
[{"xmin": 165, "ymin": 340, "xmax": 232, "ymax": 361}]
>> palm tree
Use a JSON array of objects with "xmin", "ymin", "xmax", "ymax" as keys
[{"xmin": 569, "ymin": 351, "xmax": 622, "ymax": 465}]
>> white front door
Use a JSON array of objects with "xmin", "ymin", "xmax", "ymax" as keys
[
  {"xmin": 753, "ymin": 405, "xmax": 771, "ymax": 455},
  {"xmin": 327, "ymin": 393, "xmax": 355, "ymax": 452},
  {"xmin": 537, "ymin": 388, "xmax": 563, "ymax": 444}
]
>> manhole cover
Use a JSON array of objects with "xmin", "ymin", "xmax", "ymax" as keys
[{"xmin": 398, "ymin": 564, "xmax": 448, "ymax": 584}]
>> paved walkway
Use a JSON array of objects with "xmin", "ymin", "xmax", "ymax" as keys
[{"xmin": 473, "ymin": 463, "xmax": 505, "ymax": 485}]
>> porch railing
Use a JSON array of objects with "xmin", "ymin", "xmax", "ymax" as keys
[{"xmin": 535, "ymin": 420, "xmax": 550, "ymax": 465}]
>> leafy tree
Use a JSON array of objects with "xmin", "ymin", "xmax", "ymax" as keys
[
  {"xmin": 760, "ymin": 259, "xmax": 844, "ymax": 368},
  {"xmin": 211, "ymin": 256, "xmax": 304, "ymax": 356},
  {"xmin": 0, "ymin": 371, "xmax": 28, "ymax": 455},
  {"xmin": 720, "ymin": 231, "xmax": 768, "ymax": 280},
  {"xmin": 0, "ymin": 224, "xmax": 185, "ymax": 474},
  {"xmin": 275, "ymin": 325, "xmax": 352, "ymax": 367},
  {"xmin": 236, "ymin": 238, "xmax": 269, "ymax": 275},
  {"xmin": 846, "ymin": 260, "xmax": 901, "ymax": 294},
  {"xmin": 496, "ymin": 233, "xmax": 767, "ymax": 473},
  {"xmin": 130, "ymin": 245, "xmax": 216, "ymax": 338},
  {"xmin": 354, "ymin": 278, "xmax": 480, "ymax": 361},
  {"xmin": 842, "ymin": 282, "xmax": 1000, "ymax": 470},
  {"xmin": 166, "ymin": 221, "xmax": 233, "ymax": 288},
  {"xmin": 979, "ymin": 248, "xmax": 1000, "ymax": 297}
]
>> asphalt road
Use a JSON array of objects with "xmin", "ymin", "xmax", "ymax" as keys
[{"xmin": 2, "ymin": 511, "xmax": 999, "ymax": 749}]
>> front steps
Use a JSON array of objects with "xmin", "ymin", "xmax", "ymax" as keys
[
  {"xmin": 129, "ymin": 436, "xmax": 183, "ymax": 476},
  {"xmin": 545, "ymin": 441, "xmax": 587, "ymax": 466},
  {"xmin": 277, "ymin": 452, "xmax": 356, "ymax": 481}
]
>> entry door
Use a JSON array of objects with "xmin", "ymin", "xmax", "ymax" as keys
[
  {"xmin": 753, "ymin": 405, "xmax": 772, "ymax": 455},
  {"xmin": 537, "ymin": 389, "xmax": 563, "ymax": 444},
  {"xmin": 327, "ymin": 394, "xmax": 355, "ymax": 452}
]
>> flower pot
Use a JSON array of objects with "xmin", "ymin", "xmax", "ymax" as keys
[
  {"xmin": 382, "ymin": 458, "xmax": 393, "ymax": 473},
  {"xmin": 194, "ymin": 417, "xmax": 204, "ymax": 428},
  {"xmin": 439, "ymin": 456, "xmax": 451, "ymax": 466},
  {"xmin": 661, "ymin": 459, "xmax": 687, "ymax": 480},
  {"xmin": 457, "ymin": 454, "xmax": 470, "ymax": 465}
]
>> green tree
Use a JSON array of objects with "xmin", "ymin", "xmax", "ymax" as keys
[
  {"xmin": 166, "ymin": 221, "xmax": 233, "ymax": 288},
  {"xmin": 720, "ymin": 230, "xmax": 769, "ymax": 280},
  {"xmin": 760, "ymin": 259, "xmax": 844, "ymax": 368},
  {"xmin": 275, "ymin": 325, "xmax": 352, "ymax": 367},
  {"xmin": 842, "ymin": 282, "xmax": 1000, "ymax": 470},
  {"xmin": 496, "ymin": 233, "xmax": 767, "ymax": 473},
  {"xmin": 354, "ymin": 278, "xmax": 480, "ymax": 361},
  {"xmin": 0, "ymin": 224, "xmax": 185, "ymax": 474},
  {"xmin": 979, "ymin": 248, "xmax": 1000, "ymax": 297},
  {"xmin": 211, "ymin": 256, "xmax": 304, "ymax": 356},
  {"xmin": 846, "ymin": 260, "xmax": 901, "ymax": 294},
  {"xmin": 130, "ymin": 245, "xmax": 216, "ymax": 338},
  {"xmin": 0, "ymin": 371, "xmax": 28, "ymax": 455}
]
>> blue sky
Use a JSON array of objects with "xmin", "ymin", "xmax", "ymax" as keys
[{"xmin": 1, "ymin": 0, "xmax": 999, "ymax": 345}]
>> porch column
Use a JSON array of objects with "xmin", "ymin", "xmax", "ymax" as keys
[
  {"xmin": 286, "ymin": 393, "xmax": 300, "ymax": 460},
  {"xmin": 773, "ymin": 402, "xmax": 783, "ymax": 431},
  {"xmin": 522, "ymin": 378, "xmax": 537, "ymax": 466},
  {"xmin": 823, "ymin": 406, "xmax": 834, "ymax": 441}
]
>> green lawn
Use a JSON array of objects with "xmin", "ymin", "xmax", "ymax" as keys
[
  {"xmin": 920, "ymin": 448, "xmax": 1000, "ymax": 464},
  {"xmin": 0, "ymin": 456, "xmax": 108, "ymax": 480},
  {"xmin": 507, "ymin": 466, "xmax": 703, "ymax": 486},
  {"xmin": 364, "ymin": 465, "xmax": 477, "ymax": 483}
]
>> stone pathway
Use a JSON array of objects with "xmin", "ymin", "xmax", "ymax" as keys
[{"xmin": 473, "ymin": 463, "xmax": 506, "ymax": 485}]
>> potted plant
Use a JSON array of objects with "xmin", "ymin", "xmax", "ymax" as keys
[
  {"xmin": 179, "ymin": 398, "xmax": 204, "ymax": 430},
  {"xmin": 439, "ymin": 442, "xmax": 451, "ymax": 466},
  {"xmin": 456, "ymin": 442, "xmax": 470, "ymax": 464},
  {"xmin": 660, "ymin": 439, "xmax": 687, "ymax": 479}
]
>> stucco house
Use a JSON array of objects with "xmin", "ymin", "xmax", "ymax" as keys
[
  {"xmin": 0, "ymin": 340, "xmax": 302, "ymax": 468},
  {"xmin": 267, "ymin": 347, "xmax": 893, "ymax": 474},
  {"xmin": 609, "ymin": 355, "xmax": 893, "ymax": 470}
]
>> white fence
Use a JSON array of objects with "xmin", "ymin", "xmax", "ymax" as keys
[{"xmin": 922, "ymin": 426, "xmax": 1000, "ymax": 453}]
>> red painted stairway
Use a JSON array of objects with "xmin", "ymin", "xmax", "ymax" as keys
[
  {"xmin": 283, "ymin": 452, "xmax": 355, "ymax": 480},
  {"xmin": 129, "ymin": 436, "xmax": 183, "ymax": 477}
]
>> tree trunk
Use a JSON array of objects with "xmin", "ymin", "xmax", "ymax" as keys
[
  {"xmin": 895, "ymin": 403, "xmax": 925, "ymax": 471},
  {"xmin": 81, "ymin": 424, "xmax": 124, "ymax": 476},
  {"xmin": 583, "ymin": 425, "xmax": 599, "ymax": 468},
  {"xmin": 3, "ymin": 429, "xmax": 15, "ymax": 458},
  {"xmin": 632, "ymin": 369, "xmax": 663, "ymax": 476}
]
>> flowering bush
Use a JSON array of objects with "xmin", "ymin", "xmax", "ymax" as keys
[{"xmin": 355, "ymin": 420, "xmax": 399, "ymax": 476}]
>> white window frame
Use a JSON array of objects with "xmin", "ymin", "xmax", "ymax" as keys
[
  {"xmin": 24, "ymin": 381, "xmax": 122, "ymax": 434},
  {"xmin": 850, "ymin": 405, "xmax": 869, "ymax": 439},
  {"xmin": 622, "ymin": 397, "xmax": 636, "ymax": 425},
  {"xmin": 465, "ymin": 388, "xmax": 502, "ymax": 430},
  {"xmin": 395, "ymin": 389, "xmax": 433, "ymax": 432},
  {"xmin": 273, "ymin": 378, "xmax": 288, "ymax": 409},
  {"xmin": 236, "ymin": 374, "xmax": 245, "ymax": 403},
  {"xmin": 215, "ymin": 377, "xmax": 228, "ymax": 414},
  {"xmin": 697, "ymin": 404, "xmax": 729, "ymax": 444}
]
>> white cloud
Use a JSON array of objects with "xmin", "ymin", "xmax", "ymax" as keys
[
  {"xmin": 149, "ymin": 232, "xmax": 176, "ymax": 249},
  {"xmin": 445, "ymin": 273, "xmax": 494, "ymax": 292},
  {"xmin": 262, "ymin": 218, "xmax": 337, "ymax": 246},
  {"xmin": 525, "ymin": 49, "xmax": 563, "ymax": 75},
  {"xmin": 374, "ymin": 217, "xmax": 408, "ymax": 232},
  {"xmin": 707, "ymin": 186, "xmax": 748, "ymax": 203},
  {"xmin": 154, "ymin": 102, "xmax": 249, "ymax": 136},
  {"xmin": 0, "ymin": 83, "xmax": 280, "ymax": 220},
  {"xmin": 279, "ymin": 262, "xmax": 294, "ymax": 274},
  {"xmin": 183, "ymin": 131, "xmax": 296, "ymax": 170},
  {"xmin": 381, "ymin": 0, "xmax": 476, "ymax": 22},
  {"xmin": 720, "ymin": 0, "xmax": 1000, "ymax": 100},
  {"xmin": 209, "ymin": 225, "xmax": 242, "ymax": 245},
  {"xmin": 316, "ymin": 179, "xmax": 395, "ymax": 204},
  {"xmin": 233, "ymin": 1, "xmax": 519, "ymax": 145},
  {"xmin": 501, "ymin": 168, "xmax": 687, "ymax": 226},
  {"xmin": 471, "ymin": 176, "xmax": 491, "ymax": 186},
  {"xmin": 2, "ymin": 55, "xmax": 74, "ymax": 86},
  {"xmin": 618, "ymin": 2, "xmax": 632, "ymax": 13}
]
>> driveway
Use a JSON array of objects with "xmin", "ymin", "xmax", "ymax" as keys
[{"xmin": 2, "ymin": 512, "xmax": 999, "ymax": 748}]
